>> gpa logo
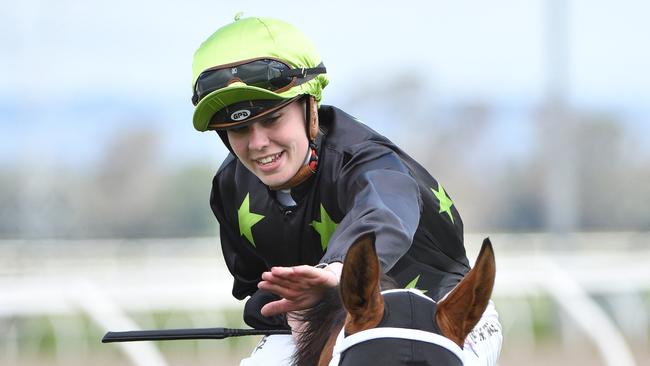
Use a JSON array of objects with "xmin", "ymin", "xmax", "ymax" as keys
[{"xmin": 231, "ymin": 109, "xmax": 251, "ymax": 121}]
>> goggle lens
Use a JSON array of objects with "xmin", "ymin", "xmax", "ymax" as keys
[{"xmin": 192, "ymin": 59, "xmax": 325, "ymax": 105}]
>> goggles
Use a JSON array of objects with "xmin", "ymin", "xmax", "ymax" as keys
[{"xmin": 192, "ymin": 58, "xmax": 326, "ymax": 106}]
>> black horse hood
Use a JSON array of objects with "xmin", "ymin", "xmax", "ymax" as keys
[{"xmin": 337, "ymin": 290, "xmax": 463, "ymax": 366}]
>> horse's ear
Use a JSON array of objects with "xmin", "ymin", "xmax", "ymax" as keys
[
  {"xmin": 340, "ymin": 232, "xmax": 385, "ymax": 334},
  {"xmin": 436, "ymin": 238, "xmax": 496, "ymax": 347}
]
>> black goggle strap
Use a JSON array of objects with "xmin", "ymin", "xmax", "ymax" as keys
[{"xmin": 279, "ymin": 63, "xmax": 327, "ymax": 79}]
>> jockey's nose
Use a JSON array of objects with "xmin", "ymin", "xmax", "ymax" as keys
[{"xmin": 247, "ymin": 123, "xmax": 270, "ymax": 151}]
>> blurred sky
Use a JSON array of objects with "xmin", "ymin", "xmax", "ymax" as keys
[{"xmin": 1, "ymin": 0, "xmax": 649, "ymax": 167}]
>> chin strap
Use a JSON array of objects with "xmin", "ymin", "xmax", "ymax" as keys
[{"xmin": 269, "ymin": 96, "xmax": 320, "ymax": 191}]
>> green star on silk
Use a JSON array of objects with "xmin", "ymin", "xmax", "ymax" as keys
[
  {"xmin": 431, "ymin": 183, "xmax": 454, "ymax": 223},
  {"xmin": 405, "ymin": 275, "xmax": 428, "ymax": 294},
  {"xmin": 311, "ymin": 204, "xmax": 338, "ymax": 251},
  {"xmin": 237, "ymin": 193, "xmax": 264, "ymax": 247}
]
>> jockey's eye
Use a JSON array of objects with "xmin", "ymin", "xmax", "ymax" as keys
[
  {"xmin": 229, "ymin": 125, "xmax": 249, "ymax": 134},
  {"xmin": 259, "ymin": 115, "xmax": 280, "ymax": 127}
]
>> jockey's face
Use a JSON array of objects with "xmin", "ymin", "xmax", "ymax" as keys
[{"xmin": 227, "ymin": 100, "xmax": 308, "ymax": 187}]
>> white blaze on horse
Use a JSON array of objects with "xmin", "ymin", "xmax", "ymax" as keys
[{"xmin": 292, "ymin": 233, "xmax": 496, "ymax": 366}]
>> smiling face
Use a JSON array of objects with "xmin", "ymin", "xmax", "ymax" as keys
[{"xmin": 226, "ymin": 100, "xmax": 309, "ymax": 187}]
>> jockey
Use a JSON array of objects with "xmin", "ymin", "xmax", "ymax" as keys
[{"xmin": 191, "ymin": 15, "xmax": 502, "ymax": 366}]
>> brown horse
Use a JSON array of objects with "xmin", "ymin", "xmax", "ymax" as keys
[{"xmin": 292, "ymin": 233, "xmax": 496, "ymax": 366}]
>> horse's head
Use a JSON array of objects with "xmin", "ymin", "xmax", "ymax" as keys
[{"xmin": 319, "ymin": 233, "xmax": 496, "ymax": 366}]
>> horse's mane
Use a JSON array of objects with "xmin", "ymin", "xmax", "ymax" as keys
[
  {"xmin": 292, "ymin": 286, "xmax": 345, "ymax": 366},
  {"xmin": 292, "ymin": 274, "xmax": 399, "ymax": 366}
]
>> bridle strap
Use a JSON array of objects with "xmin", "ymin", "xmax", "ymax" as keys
[{"xmin": 329, "ymin": 327, "xmax": 464, "ymax": 366}]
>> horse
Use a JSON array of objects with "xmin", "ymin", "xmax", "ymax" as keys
[{"xmin": 292, "ymin": 233, "xmax": 496, "ymax": 366}]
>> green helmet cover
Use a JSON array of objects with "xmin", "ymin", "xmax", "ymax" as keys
[{"xmin": 191, "ymin": 16, "xmax": 329, "ymax": 132}]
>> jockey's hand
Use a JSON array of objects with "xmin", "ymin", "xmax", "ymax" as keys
[{"xmin": 258, "ymin": 262, "xmax": 342, "ymax": 317}]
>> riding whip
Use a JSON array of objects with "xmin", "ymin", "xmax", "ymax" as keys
[{"xmin": 102, "ymin": 327, "xmax": 291, "ymax": 343}]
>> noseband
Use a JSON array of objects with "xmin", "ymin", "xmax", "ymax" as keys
[{"xmin": 328, "ymin": 289, "xmax": 464, "ymax": 366}]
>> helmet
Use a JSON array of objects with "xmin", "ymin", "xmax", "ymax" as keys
[{"xmin": 191, "ymin": 16, "xmax": 329, "ymax": 132}]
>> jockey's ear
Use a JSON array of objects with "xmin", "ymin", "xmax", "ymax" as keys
[
  {"xmin": 340, "ymin": 232, "xmax": 385, "ymax": 335},
  {"xmin": 436, "ymin": 238, "xmax": 496, "ymax": 347}
]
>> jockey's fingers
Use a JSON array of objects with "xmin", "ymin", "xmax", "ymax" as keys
[
  {"xmin": 258, "ymin": 281, "xmax": 304, "ymax": 299},
  {"xmin": 261, "ymin": 274, "xmax": 311, "ymax": 291},
  {"xmin": 269, "ymin": 276, "xmax": 331, "ymax": 293},
  {"xmin": 259, "ymin": 282, "xmax": 323, "ymax": 304},
  {"xmin": 292, "ymin": 266, "xmax": 339, "ymax": 287},
  {"xmin": 272, "ymin": 265, "xmax": 335, "ymax": 284},
  {"xmin": 290, "ymin": 265, "xmax": 319, "ymax": 273},
  {"xmin": 270, "ymin": 266, "xmax": 321, "ymax": 281},
  {"xmin": 261, "ymin": 297, "xmax": 315, "ymax": 317},
  {"xmin": 261, "ymin": 299, "xmax": 290, "ymax": 317},
  {"xmin": 264, "ymin": 270, "xmax": 301, "ymax": 283},
  {"xmin": 291, "ymin": 265, "xmax": 335, "ymax": 279}
]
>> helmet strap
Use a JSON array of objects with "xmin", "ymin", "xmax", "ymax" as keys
[
  {"xmin": 269, "ymin": 96, "xmax": 320, "ymax": 191},
  {"xmin": 307, "ymin": 95, "xmax": 319, "ymax": 141}
]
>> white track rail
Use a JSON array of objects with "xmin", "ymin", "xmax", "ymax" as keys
[{"xmin": 1, "ymin": 234, "xmax": 649, "ymax": 366}]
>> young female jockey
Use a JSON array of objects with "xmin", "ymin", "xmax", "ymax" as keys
[{"xmin": 191, "ymin": 15, "xmax": 502, "ymax": 365}]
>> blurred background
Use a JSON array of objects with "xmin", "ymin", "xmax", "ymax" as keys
[{"xmin": 1, "ymin": 0, "xmax": 649, "ymax": 365}]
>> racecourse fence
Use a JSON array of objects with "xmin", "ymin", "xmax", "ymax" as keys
[{"xmin": 1, "ymin": 232, "xmax": 649, "ymax": 366}]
